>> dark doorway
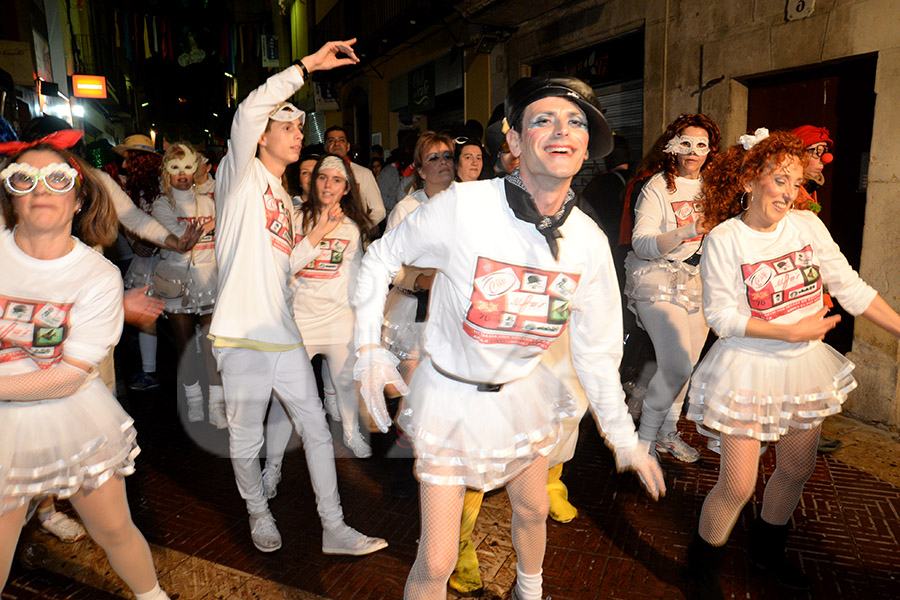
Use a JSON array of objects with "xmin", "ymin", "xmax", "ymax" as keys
[{"xmin": 746, "ymin": 54, "xmax": 877, "ymax": 353}]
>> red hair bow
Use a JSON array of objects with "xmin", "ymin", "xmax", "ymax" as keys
[{"xmin": 0, "ymin": 130, "xmax": 85, "ymax": 155}]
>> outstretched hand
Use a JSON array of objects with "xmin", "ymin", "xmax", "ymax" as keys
[
  {"xmin": 627, "ymin": 441, "xmax": 666, "ymax": 501},
  {"xmin": 789, "ymin": 307, "xmax": 840, "ymax": 342},
  {"xmin": 123, "ymin": 286, "xmax": 166, "ymax": 329},
  {"xmin": 170, "ymin": 221, "xmax": 205, "ymax": 253},
  {"xmin": 302, "ymin": 39, "xmax": 359, "ymax": 74},
  {"xmin": 353, "ymin": 347, "xmax": 408, "ymax": 433}
]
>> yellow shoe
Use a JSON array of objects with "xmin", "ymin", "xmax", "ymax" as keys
[
  {"xmin": 547, "ymin": 463, "xmax": 578, "ymax": 523},
  {"xmin": 449, "ymin": 537, "xmax": 484, "ymax": 596}
]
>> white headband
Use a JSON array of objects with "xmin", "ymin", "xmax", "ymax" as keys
[{"xmin": 319, "ymin": 155, "xmax": 349, "ymax": 181}]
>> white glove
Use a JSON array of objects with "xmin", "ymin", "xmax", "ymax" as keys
[
  {"xmin": 353, "ymin": 347, "xmax": 409, "ymax": 433},
  {"xmin": 617, "ymin": 440, "xmax": 666, "ymax": 501}
]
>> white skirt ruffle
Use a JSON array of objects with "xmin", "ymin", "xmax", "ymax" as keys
[
  {"xmin": 124, "ymin": 254, "xmax": 159, "ymax": 290},
  {"xmin": 624, "ymin": 251, "xmax": 702, "ymax": 315},
  {"xmin": 397, "ymin": 359, "xmax": 576, "ymax": 491},
  {"xmin": 687, "ymin": 340, "xmax": 855, "ymax": 447},
  {"xmin": 0, "ymin": 379, "xmax": 140, "ymax": 514},
  {"xmin": 381, "ymin": 287, "xmax": 426, "ymax": 361}
]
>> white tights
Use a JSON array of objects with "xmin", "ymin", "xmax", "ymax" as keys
[
  {"xmin": 1, "ymin": 476, "xmax": 159, "ymax": 596},
  {"xmin": 698, "ymin": 426, "xmax": 820, "ymax": 545},
  {"xmin": 404, "ymin": 456, "xmax": 549, "ymax": 600},
  {"xmin": 634, "ymin": 300, "xmax": 708, "ymax": 441}
]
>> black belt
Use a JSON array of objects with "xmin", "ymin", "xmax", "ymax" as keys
[{"xmin": 431, "ymin": 362, "xmax": 504, "ymax": 393}]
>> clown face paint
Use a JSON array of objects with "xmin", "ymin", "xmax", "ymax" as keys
[{"xmin": 664, "ymin": 134, "xmax": 710, "ymax": 156}]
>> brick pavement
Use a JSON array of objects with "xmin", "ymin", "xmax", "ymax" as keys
[{"xmin": 4, "ymin": 381, "xmax": 900, "ymax": 599}]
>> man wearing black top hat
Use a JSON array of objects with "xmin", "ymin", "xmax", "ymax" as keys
[{"xmin": 353, "ymin": 74, "xmax": 664, "ymax": 600}]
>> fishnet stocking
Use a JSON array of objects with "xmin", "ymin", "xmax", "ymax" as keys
[
  {"xmin": 507, "ymin": 455, "xmax": 550, "ymax": 578},
  {"xmin": 0, "ymin": 504, "xmax": 28, "ymax": 589},
  {"xmin": 404, "ymin": 481, "xmax": 466, "ymax": 599},
  {"xmin": 698, "ymin": 433, "xmax": 761, "ymax": 545},
  {"xmin": 0, "ymin": 361, "xmax": 90, "ymax": 401},
  {"xmin": 761, "ymin": 425, "xmax": 820, "ymax": 525}
]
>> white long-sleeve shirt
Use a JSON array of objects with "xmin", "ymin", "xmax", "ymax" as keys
[
  {"xmin": 211, "ymin": 66, "xmax": 310, "ymax": 349},
  {"xmin": 701, "ymin": 210, "xmax": 877, "ymax": 357},
  {"xmin": 354, "ymin": 177, "xmax": 639, "ymax": 456},
  {"xmin": 631, "ymin": 172, "xmax": 703, "ymax": 262},
  {"xmin": 348, "ymin": 162, "xmax": 385, "ymax": 225},
  {"xmin": 291, "ymin": 217, "xmax": 361, "ymax": 346},
  {"xmin": 385, "ymin": 188, "xmax": 435, "ymax": 291},
  {"xmin": 98, "ymin": 170, "xmax": 171, "ymax": 246}
]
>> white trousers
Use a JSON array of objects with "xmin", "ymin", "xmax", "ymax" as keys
[
  {"xmin": 215, "ymin": 346, "xmax": 343, "ymax": 525},
  {"xmin": 265, "ymin": 339, "xmax": 361, "ymax": 460}
]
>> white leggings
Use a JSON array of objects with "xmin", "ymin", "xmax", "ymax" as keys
[
  {"xmin": 634, "ymin": 300, "xmax": 708, "ymax": 441},
  {"xmin": 265, "ymin": 338, "xmax": 361, "ymax": 463},
  {"xmin": 215, "ymin": 346, "xmax": 342, "ymax": 526}
]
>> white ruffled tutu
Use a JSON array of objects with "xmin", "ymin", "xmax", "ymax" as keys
[
  {"xmin": 0, "ymin": 379, "xmax": 140, "ymax": 514},
  {"xmin": 381, "ymin": 287, "xmax": 426, "ymax": 361},
  {"xmin": 624, "ymin": 251, "xmax": 702, "ymax": 316},
  {"xmin": 687, "ymin": 340, "xmax": 855, "ymax": 448},
  {"xmin": 397, "ymin": 359, "xmax": 577, "ymax": 491},
  {"xmin": 124, "ymin": 254, "xmax": 159, "ymax": 290}
]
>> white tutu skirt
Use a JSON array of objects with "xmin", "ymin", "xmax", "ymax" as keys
[
  {"xmin": 687, "ymin": 340, "xmax": 855, "ymax": 447},
  {"xmin": 381, "ymin": 287, "xmax": 425, "ymax": 361},
  {"xmin": 162, "ymin": 262, "xmax": 217, "ymax": 315},
  {"xmin": 0, "ymin": 379, "xmax": 140, "ymax": 514},
  {"xmin": 624, "ymin": 252, "xmax": 702, "ymax": 316},
  {"xmin": 397, "ymin": 359, "xmax": 577, "ymax": 491},
  {"xmin": 124, "ymin": 254, "xmax": 159, "ymax": 290}
]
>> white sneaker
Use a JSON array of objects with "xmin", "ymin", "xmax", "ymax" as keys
[
  {"xmin": 344, "ymin": 432, "xmax": 373, "ymax": 459},
  {"xmin": 655, "ymin": 431, "xmax": 700, "ymax": 463},
  {"xmin": 208, "ymin": 400, "xmax": 228, "ymax": 429},
  {"xmin": 40, "ymin": 511, "xmax": 87, "ymax": 543},
  {"xmin": 322, "ymin": 523, "xmax": 387, "ymax": 556},
  {"xmin": 261, "ymin": 463, "xmax": 282, "ymax": 500},
  {"xmin": 323, "ymin": 391, "xmax": 341, "ymax": 421},
  {"xmin": 249, "ymin": 510, "xmax": 282, "ymax": 552}
]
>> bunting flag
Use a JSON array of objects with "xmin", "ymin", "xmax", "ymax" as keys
[
  {"xmin": 114, "ymin": 10, "xmax": 121, "ymax": 47},
  {"xmin": 123, "ymin": 13, "xmax": 131, "ymax": 60},
  {"xmin": 160, "ymin": 18, "xmax": 166, "ymax": 58},
  {"xmin": 152, "ymin": 17, "xmax": 158, "ymax": 53},
  {"xmin": 143, "ymin": 16, "xmax": 151, "ymax": 59},
  {"xmin": 239, "ymin": 25, "xmax": 244, "ymax": 63},
  {"xmin": 133, "ymin": 13, "xmax": 139, "ymax": 61}
]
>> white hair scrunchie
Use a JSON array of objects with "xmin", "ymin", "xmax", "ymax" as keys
[
  {"xmin": 738, "ymin": 127, "xmax": 769, "ymax": 150},
  {"xmin": 319, "ymin": 155, "xmax": 350, "ymax": 181}
]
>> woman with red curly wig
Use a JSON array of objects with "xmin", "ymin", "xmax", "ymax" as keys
[
  {"xmin": 685, "ymin": 129, "xmax": 900, "ymax": 599},
  {"xmin": 624, "ymin": 114, "xmax": 721, "ymax": 463}
]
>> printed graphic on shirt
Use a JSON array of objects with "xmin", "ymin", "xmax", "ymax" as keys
[
  {"xmin": 293, "ymin": 236, "xmax": 349, "ymax": 280},
  {"xmin": 263, "ymin": 185, "xmax": 294, "ymax": 256},
  {"xmin": 463, "ymin": 257, "xmax": 582, "ymax": 349},
  {"xmin": 177, "ymin": 215, "xmax": 216, "ymax": 250},
  {"xmin": 671, "ymin": 200, "xmax": 703, "ymax": 242},
  {"xmin": 0, "ymin": 295, "xmax": 73, "ymax": 367},
  {"xmin": 741, "ymin": 244, "xmax": 821, "ymax": 321}
]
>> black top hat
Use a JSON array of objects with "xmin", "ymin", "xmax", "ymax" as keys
[{"xmin": 505, "ymin": 73, "xmax": 612, "ymax": 157}]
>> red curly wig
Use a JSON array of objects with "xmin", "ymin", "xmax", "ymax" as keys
[
  {"xmin": 125, "ymin": 150, "xmax": 162, "ymax": 213},
  {"xmin": 629, "ymin": 113, "xmax": 722, "ymax": 193},
  {"xmin": 699, "ymin": 130, "xmax": 811, "ymax": 230}
]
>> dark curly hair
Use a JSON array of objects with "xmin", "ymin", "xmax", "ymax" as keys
[
  {"xmin": 299, "ymin": 154, "xmax": 376, "ymax": 247},
  {"xmin": 699, "ymin": 130, "xmax": 811, "ymax": 230},
  {"xmin": 1, "ymin": 144, "xmax": 117, "ymax": 247},
  {"xmin": 125, "ymin": 150, "xmax": 162, "ymax": 213},
  {"xmin": 631, "ymin": 114, "xmax": 722, "ymax": 193}
]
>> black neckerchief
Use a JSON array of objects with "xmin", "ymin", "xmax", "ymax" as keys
[{"xmin": 504, "ymin": 168, "xmax": 576, "ymax": 261}]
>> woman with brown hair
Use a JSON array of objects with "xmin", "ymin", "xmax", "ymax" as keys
[
  {"xmin": 0, "ymin": 144, "xmax": 170, "ymax": 599},
  {"xmin": 686, "ymin": 129, "xmax": 900, "ymax": 598},
  {"xmin": 624, "ymin": 113, "xmax": 721, "ymax": 463}
]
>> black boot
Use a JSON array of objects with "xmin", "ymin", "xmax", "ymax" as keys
[
  {"xmin": 687, "ymin": 534, "xmax": 726, "ymax": 600},
  {"xmin": 748, "ymin": 519, "xmax": 812, "ymax": 590}
]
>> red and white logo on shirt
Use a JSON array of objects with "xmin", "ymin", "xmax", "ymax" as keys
[
  {"xmin": 263, "ymin": 185, "xmax": 294, "ymax": 256},
  {"xmin": 463, "ymin": 257, "xmax": 582, "ymax": 349},
  {"xmin": 670, "ymin": 200, "xmax": 703, "ymax": 242},
  {"xmin": 0, "ymin": 295, "xmax": 73, "ymax": 367},
  {"xmin": 741, "ymin": 244, "xmax": 821, "ymax": 321},
  {"xmin": 293, "ymin": 237, "xmax": 349, "ymax": 280}
]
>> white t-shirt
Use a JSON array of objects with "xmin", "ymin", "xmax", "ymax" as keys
[
  {"xmin": 211, "ymin": 66, "xmax": 313, "ymax": 348},
  {"xmin": 0, "ymin": 228, "xmax": 123, "ymax": 377},
  {"xmin": 631, "ymin": 172, "xmax": 703, "ymax": 262},
  {"xmin": 291, "ymin": 216, "xmax": 361, "ymax": 346},
  {"xmin": 355, "ymin": 177, "xmax": 639, "ymax": 455},
  {"xmin": 701, "ymin": 210, "xmax": 877, "ymax": 357}
]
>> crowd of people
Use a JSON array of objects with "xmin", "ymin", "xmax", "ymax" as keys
[{"xmin": 1, "ymin": 37, "xmax": 899, "ymax": 600}]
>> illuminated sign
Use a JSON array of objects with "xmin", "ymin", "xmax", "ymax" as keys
[{"xmin": 72, "ymin": 75, "xmax": 107, "ymax": 99}]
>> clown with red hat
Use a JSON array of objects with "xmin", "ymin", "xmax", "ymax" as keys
[{"xmin": 790, "ymin": 125, "xmax": 834, "ymax": 213}]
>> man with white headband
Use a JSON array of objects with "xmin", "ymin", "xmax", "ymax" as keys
[
  {"xmin": 211, "ymin": 39, "xmax": 387, "ymax": 556},
  {"xmin": 353, "ymin": 73, "xmax": 664, "ymax": 599}
]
